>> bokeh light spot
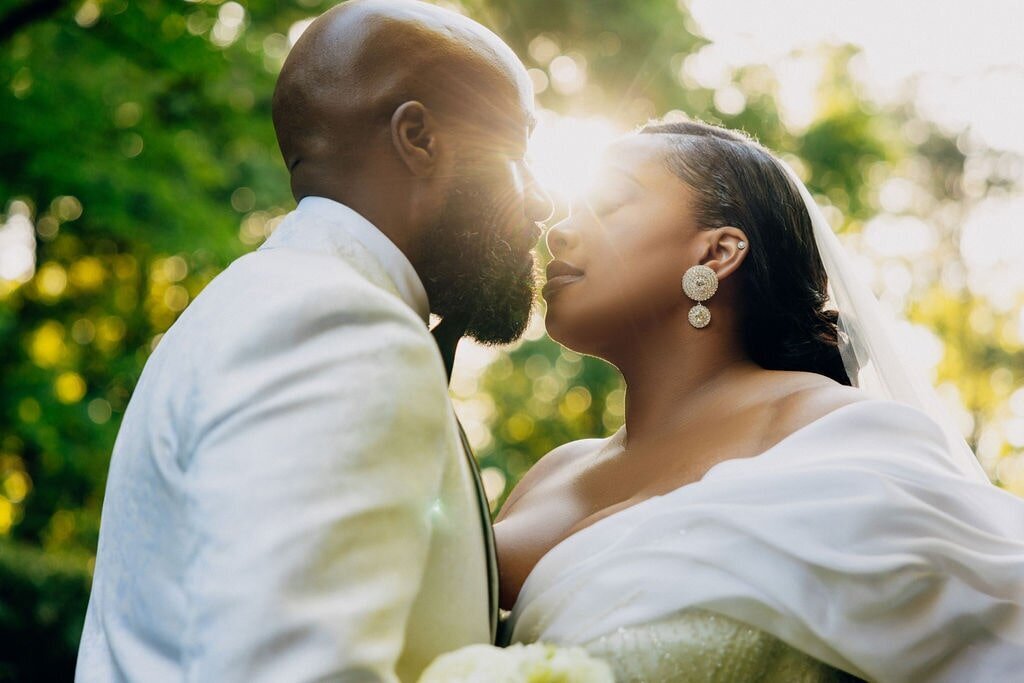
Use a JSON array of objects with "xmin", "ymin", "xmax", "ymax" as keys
[
  {"xmin": 55, "ymin": 372, "xmax": 87, "ymax": 404},
  {"xmin": 3, "ymin": 471, "xmax": 30, "ymax": 504},
  {"xmin": 69, "ymin": 257, "xmax": 105, "ymax": 291},
  {"xmin": 29, "ymin": 321, "xmax": 66, "ymax": 367},
  {"xmin": 163, "ymin": 285, "xmax": 190, "ymax": 312},
  {"xmin": 481, "ymin": 467, "xmax": 507, "ymax": 507},
  {"xmin": 506, "ymin": 413, "xmax": 536, "ymax": 442},
  {"xmin": 17, "ymin": 398, "xmax": 41, "ymax": 424},
  {"xmin": 36, "ymin": 262, "xmax": 68, "ymax": 299},
  {"xmin": 0, "ymin": 498, "xmax": 13, "ymax": 534},
  {"xmin": 87, "ymin": 399, "xmax": 112, "ymax": 425}
]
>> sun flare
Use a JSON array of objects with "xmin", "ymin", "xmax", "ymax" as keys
[{"xmin": 527, "ymin": 111, "xmax": 625, "ymax": 206}]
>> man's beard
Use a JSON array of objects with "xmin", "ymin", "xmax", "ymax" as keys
[{"xmin": 419, "ymin": 175, "xmax": 538, "ymax": 345}]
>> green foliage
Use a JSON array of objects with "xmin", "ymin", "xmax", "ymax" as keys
[
  {"xmin": 1, "ymin": 1, "xmax": 305, "ymax": 674},
  {"xmin": 476, "ymin": 340, "xmax": 622, "ymax": 509},
  {"xmin": 0, "ymin": 540, "xmax": 91, "ymax": 681},
  {"xmin": 0, "ymin": 0, "xmax": 1019, "ymax": 678}
]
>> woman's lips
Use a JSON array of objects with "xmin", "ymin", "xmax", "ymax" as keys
[{"xmin": 543, "ymin": 260, "xmax": 585, "ymax": 298}]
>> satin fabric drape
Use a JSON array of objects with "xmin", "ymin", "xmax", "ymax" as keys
[{"xmin": 511, "ymin": 401, "xmax": 1024, "ymax": 682}]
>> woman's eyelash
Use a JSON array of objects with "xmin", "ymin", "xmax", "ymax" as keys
[{"xmin": 588, "ymin": 190, "xmax": 627, "ymax": 215}]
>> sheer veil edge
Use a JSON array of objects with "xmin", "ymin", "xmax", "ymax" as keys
[{"xmin": 778, "ymin": 160, "xmax": 990, "ymax": 481}]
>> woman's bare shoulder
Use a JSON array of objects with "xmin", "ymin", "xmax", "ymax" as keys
[
  {"xmin": 760, "ymin": 372, "xmax": 871, "ymax": 447},
  {"xmin": 495, "ymin": 433, "xmax": 617, "ymax": 521}
]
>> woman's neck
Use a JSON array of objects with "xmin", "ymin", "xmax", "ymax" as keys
[{"xmin": 609, "ymin": 313, "xmax": 754, "ymax": 445}]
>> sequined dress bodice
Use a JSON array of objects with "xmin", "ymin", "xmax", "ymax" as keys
[{"xmin": 583, "ymin": 609, "xmax": 858, "ymax": 682}]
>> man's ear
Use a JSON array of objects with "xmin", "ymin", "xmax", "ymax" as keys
[
  {"xmin": 699, "ymin": 226, "xmax": 750, "ymax": 282},
  {"xmin": 391, "ymin": 101, "xmax": 441, "ymax": 176}
]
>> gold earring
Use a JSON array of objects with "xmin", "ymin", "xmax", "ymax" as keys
[{"xmin": 682, "ymin": 264, "xmax": 718, "ymax": 329}]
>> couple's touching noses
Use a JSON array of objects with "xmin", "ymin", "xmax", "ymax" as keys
[{"xmin": 76, "ymin": 1, "xmax": 1024, "ymax": 682}]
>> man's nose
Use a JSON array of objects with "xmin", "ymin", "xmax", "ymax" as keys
[
  {"xmin": 520, "ymin": 163, "xmax": 554, "ymax": 224},
  {"xmin": 545, "ymin": 218, "xmax": 579, "ymax": 256}
]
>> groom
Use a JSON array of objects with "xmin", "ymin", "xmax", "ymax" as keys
[{"xmin": 76, "ymin": 1, "xmax": 551, "ymax": 680}]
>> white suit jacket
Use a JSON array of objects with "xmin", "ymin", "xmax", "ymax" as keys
[{"xmin": 76, "ymin": 198, "xmax": 493, "ymax": 682}]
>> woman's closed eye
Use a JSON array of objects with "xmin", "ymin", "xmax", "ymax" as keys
[{"xmin": 579, "ymin": 184, "xmax": 633, "ymax": 218}]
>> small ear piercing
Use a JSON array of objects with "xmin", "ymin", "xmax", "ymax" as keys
[
  {"xmin": 682, "ymin": 265, "xmax": 718, "ymax": 329},
  {"xmin": 737, "ymin": 241, "xmax": 747, "ymax": 250}
]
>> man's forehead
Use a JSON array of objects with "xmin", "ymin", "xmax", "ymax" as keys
[
  {"xmin": 473, "ymin": 82, "xmax": 535, "ymax": 141},
  {"xmin": 512, "ymin": 76, "xmax": 538, "ymax": 136}
]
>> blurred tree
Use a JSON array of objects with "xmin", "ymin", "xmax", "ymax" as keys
[
  {"xmin": 0, "ymin": 0, "xmax": 1019, "ymax": 678},
  {"xmin": 0, "ymin": 0, "xmax": 298, "ymax": 676}
]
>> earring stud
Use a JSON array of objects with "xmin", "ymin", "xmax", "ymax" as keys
[
  {"xmin": 737, "ymin": 241, "xmax": 747, "ymax": 250},
  {"xmin": 682, "ymin": 264, "xmax": 718, "ymax": 329}
]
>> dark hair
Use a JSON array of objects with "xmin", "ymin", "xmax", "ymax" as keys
[{"xmin": 640, "ymin": 120, "xmax": 851, "ymax": 385}]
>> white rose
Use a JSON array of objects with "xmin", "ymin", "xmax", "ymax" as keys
[{"xmin": 419, "ymin": 642, "xmax": 614, "ymax": 683}]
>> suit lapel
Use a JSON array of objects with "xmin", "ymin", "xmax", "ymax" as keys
[
  {"xmin": 432, "ymin": 323, "xmax": 500, "ymax": 643},
  {"xmin": 455, "ymin": 420, "xmax": 500, "ymax": 642}
]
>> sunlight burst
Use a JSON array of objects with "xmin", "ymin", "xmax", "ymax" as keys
[{"xmin": 528, "ymin": 111, "xmax": 624, "ymax": 205}]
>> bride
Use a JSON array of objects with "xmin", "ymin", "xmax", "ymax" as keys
[{"xmin": 492, "ymin": 120, "xmax": 1024, "ymax": 681}]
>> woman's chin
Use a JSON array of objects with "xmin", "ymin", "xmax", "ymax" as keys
[
  {"xmin": 542, "ymin": 304, "xmax": 574, "ymax": 347},
  {"xmin": 543, "ymin": 305, "xmax": 600, "ymax": 357}
]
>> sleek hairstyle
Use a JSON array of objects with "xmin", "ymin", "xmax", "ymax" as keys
[{"xmin": 641, "ymin": 120, "xmax": 851, "ymax": 385}]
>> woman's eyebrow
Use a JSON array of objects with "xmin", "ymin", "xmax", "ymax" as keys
[{"xmin": 608, "ymin": 166, "xmax": 644, "ymax": 188}]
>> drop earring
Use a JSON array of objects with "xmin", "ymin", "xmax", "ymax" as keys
[{"xmin": 682, "ymin": 264, "xmax": 718, "ymax": 329}]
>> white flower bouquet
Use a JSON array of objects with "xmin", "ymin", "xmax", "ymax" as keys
[{"xmin": 418, "ymin": 642, "xmax": 615, "ymax": 683}]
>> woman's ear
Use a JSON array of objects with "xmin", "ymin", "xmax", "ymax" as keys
[
  {"xmin": 700, "ymin": 226, "xmax": 750, "ymax": 281},
  {"xmin": 391, "ymin": 101, "xmax": 441, "ymax": 176}
]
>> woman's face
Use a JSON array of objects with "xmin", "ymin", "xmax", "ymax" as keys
[{"xmin": 543, "ymin": 134, "xmax": 706, "ymax": 356}]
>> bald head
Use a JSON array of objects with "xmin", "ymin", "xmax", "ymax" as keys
[
  {"xmin": 271, "ymin": 1, "xmax": 552, "ymax": 345},
  {"xmin": 272, "ymin": 0, "xmax": 533, "ymax": 197}
]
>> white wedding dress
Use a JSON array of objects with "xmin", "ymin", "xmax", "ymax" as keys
[{"xmin": 508, "ymin": 400, "xmax": 1024, "ymax": 682}]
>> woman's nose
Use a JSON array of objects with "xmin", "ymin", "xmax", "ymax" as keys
[{"xmin": 545, "ymin": 218, "xmax": 579, "ymax": 256}]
